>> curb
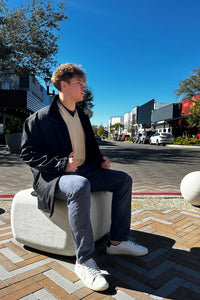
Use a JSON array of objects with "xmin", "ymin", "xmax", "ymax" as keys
[
  {"xmin": 0, "ymin": 192, "xmax": 182, "ymax": 199},
  {"xmin": 167, "ymin": 144, "xmax": 200, "ymax": 149},
  {"xmin": 132, "ymin": 192, "xmax": 181, "ymax": 196}
]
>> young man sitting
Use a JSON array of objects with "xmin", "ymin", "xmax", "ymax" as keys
[{"xmin": 21, "ymin": 63, "xmax": 148, "ymax": 291}]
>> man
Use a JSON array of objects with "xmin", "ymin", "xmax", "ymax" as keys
[{"xmin": 21, "ymin": 63, "xmax": 148, "ymax": 292}]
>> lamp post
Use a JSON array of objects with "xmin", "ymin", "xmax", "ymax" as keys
[{"xmin": 44, "ymin": 77, "xmax": 55, "ymax": 96}]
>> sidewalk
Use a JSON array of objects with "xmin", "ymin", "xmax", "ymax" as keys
[{"xmin": 0, "ymin": 147, "xmax": 200, "ymax": 299}]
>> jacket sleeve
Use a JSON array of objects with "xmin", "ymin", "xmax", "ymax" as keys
[{"xmin": 20, "ymin": 115, "xmax": 68, "ymax": 174}]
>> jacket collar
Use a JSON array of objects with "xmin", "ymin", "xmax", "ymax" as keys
[{"xmin": 47, "ymin": 95, "xmax": 64, "ymax": 122}]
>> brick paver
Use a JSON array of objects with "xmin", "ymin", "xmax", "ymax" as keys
[
  {"xmin": 0, "ymin": 145, "xmax": 196, "ymax": 195},
  {"xmin": 0, "ymin": 208, "xmax": 200, "ymax": 299},
  {"xmin": 0, "ymin": 145, "xmax": 200, "ymax": 299}
]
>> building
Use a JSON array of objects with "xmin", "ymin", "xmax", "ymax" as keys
[
  {"xmin": 151, "ymin": 103, "xmax": 182, "ymax": 136},
  {"xmin": 0, "ymin": 74, "xmax": 52, "ymax": 134},
  {"xmin": 135, "ymin": 100, "xmax": 170, "ymax": 133},
  {"xmin": 123, "ymin": 112, "xmax": 132, "ymax": 135},
  {"xmin": 108, "ymin": 116, "xmax": 124, "ymax": 137},
  {"xmin": 137, "ymin": 99, "xmax": 156, "ymax": 129},
  {"xmin": 181, "ymin": 94, "xmax": 200, "ymax": 138},
  {"xmin": 108, "ymin": 99, "xmax": 172, "ymax": 137}
]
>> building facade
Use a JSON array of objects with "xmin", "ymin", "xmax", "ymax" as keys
[
  {"xmin": 108, "ymin": 116, "xmax": 124, "ymax": 137},
  {"xmin": 0, "ymin": 75, "xmax": 52, "ymax": 134},
  {"xmin": 181, "ymin": 94, "xmax": 200, "ymax": 138},
  {"xmin": 108, "ymin": 95, "xmax": 200, "ymax": 140},
  {"xmin": 151, "ymin": 103, "xmax": 182, "ymax": 136}
]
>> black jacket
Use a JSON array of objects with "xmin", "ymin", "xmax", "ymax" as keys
[{"xmin": 21, "ymin": 95, "xmax": 103, "ymax": 216}]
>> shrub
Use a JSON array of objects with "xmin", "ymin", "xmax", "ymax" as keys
[
  {"xmin": 4, "ymin": 119, "xmax": 23, "ymax": 134},
  {"xmin": 172, "ymin": 136, "xmax": 200, "ymax": 145},
  {"xmin": 125, "ymin": 137, "xmax": 133, "ymax": 142}
]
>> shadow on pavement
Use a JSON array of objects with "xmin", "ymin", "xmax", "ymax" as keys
[
  {"xmin": 20, "ymin": 229, "xmax": 200, "ymax": 299},
  {"xmin": 100, "ymin": 141, "xmax": 200, "ymax": 166}
]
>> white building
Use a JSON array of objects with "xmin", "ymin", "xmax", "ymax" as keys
[
  {"xmin": 123, "ymin": 111, "xmax": 132, "ymax": 135},
  {"xmin": 108, "ymin": 116, "xmax": 124, "ymax": 137}
]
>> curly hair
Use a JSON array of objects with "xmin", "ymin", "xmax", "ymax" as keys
[{"xmin": 51, "ymin": 63, "xmax": 86, "ymax": 91}]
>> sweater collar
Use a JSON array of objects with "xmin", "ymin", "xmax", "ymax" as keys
[{"xmin": 48, "ymin": 95, "xmax": 82, "ymax": 122}]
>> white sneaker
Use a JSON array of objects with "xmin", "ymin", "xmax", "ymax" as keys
[
  {"xmin": 106, "ymin": 240, "xmax": 148, "ymax": 256},
  {"xmin": 74, "ymin": 258, "xmax": 109, "ymax": 291}
]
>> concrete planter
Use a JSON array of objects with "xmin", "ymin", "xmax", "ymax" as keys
[{"xmin": 5, "ymin": 132, "xmax": 22, "ymax": 154}]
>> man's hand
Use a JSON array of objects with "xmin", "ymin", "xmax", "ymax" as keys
[
  {"xmin": 101, "ymin": 156, "xmax": 111, "ymax": 169},
  {"xmin": 65, "ymin": 151, "xmax": 78, "ymax": 173}
]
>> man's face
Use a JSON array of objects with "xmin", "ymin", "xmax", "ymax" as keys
[{"xmin": 64, "ymin": 76, "xmax": 86, "ymax": 102}]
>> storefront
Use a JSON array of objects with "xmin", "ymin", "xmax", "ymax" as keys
[
  {"xmin": 0, "ymin": 89, "xmax": 46, "ymax": 134},
  {"xmin": 151, "ymin": 103, "xmax": 182, "ymax": 137}
]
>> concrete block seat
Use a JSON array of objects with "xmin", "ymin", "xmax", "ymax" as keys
[{"xmin": 11, "ymin": 188, "xmax": 112, "ymax": 256}]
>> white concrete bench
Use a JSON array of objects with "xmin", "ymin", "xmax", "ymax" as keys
[{"xmin": 11, "ymin": 188, "xmax": 112, "ymax": 256}]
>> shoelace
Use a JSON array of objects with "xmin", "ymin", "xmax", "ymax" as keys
[
  {"xmin": 126, "ymin": 240, "xmax": 139, "ymax": 248},
  {"xmin": 84, "ymin": 259, "xmax": 101, "ymax": 277}
]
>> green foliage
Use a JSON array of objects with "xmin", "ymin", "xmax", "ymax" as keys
[
  {"xmin": 187, "ymin": 96, "xmax": 200, "ymax": 128},
  {"xmin": 175, "ymin": 68, "xmax": 200, "ymax": 99},
  {"xmin": 77, "ymin": 86, "xmax": 94, "ymax": 111},
  {"xmin": 97, "ymin": 124, "xmax": 105, "ymax": 136},
  {"xmin": 92, "ymin": 124, "xmax": 105, "ymax": 136},
  {"xmin": 4, "ymin": 119, "xmax": 23, "ymax": 134},
  {"xmin": 125, "ymin": 137, "xmax": 133, "ymax": 142},
  {"xmin": 111, "ymin": 123, "xmax": 124, "ymax": 130},
  {"xmin": 175, "ymin": 68, "xmax": 200, "ymax": 128},
  {"xmin": 0, "ymin": 0, "xmax": 67, "ymax": 77},
  {"xmin": 172, "ymin": 136, "xmax": 200, "ymax": 145},
  {"xmin": 92, "ymin": 125, "xmax": 98, "ymax": 135}
]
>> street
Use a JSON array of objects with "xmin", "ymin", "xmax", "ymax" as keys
[
  {"xmin": 1, "ymin": 143, "xmax": 200, "ymax": 299},
  {"xmin": 0, "ymin": 142, "xmax": 200, "ymax": 195},
  {"xmin": 99, "ymin": 140, "xmax": 200, "ymax": 193}
]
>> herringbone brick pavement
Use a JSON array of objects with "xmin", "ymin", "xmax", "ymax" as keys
[
  {"xmin": 0, "ymin": 148, "xmax": 188, "ymax": 195},
  {"xmin": 0, "ymin": 208, "xmax": 200, "ymax": 300}
]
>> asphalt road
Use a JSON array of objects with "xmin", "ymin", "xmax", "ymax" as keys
[
  {"xmin": 0, "ymin": 141, "xmax": 200, "ymax": 195},
  {"xmin": 99, "ymin": 140, "xmax": 200, "ymax": 193}
]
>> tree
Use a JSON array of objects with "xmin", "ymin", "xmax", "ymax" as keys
[
  {"xmin": 0, "ymin": 0, "xmax": 67, "ymax": 78},
  {"xmin": 111, "ymin": 123, "xmax": 124, "ymax": 131},
  {"xmin": 175, "ymin": 68, "xmax": 200, "ymax": 128},
  {"xmin": 187, "ymin": 96, "xmax": 200, "ymax": 128},
  {"xmin": 77, "ymin": 85, "xmax": 94, "ymax": 113},
  {"xmin": 92, "ymin": 125, "xmax": 98, "ymax": 135},
  {"xmin": 97, "ymin": 125, "xmax": 105, "ymax": 136},
  {"xmin": 175, "ymin": 68, "xmax": 200, "ymax": 99}
]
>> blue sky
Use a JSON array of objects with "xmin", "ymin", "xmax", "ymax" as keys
[{"xmin": 9, "ymin": 0, "xmax": 200, "ymax": 127}]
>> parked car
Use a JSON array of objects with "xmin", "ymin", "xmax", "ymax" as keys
[
  {"xmin": 117, "ymin": 135, "xmax": 122, "ymax": 141},
  {"xmin": 95, "ymin": 135, "xmax": 101, "ymax": 141},
  {"xmin": 121, "ymin": 134, "xmax": 130, "ymax": 141},
  {"xmin": 132, "ymin": 133, "xmax": 140, "ymax": 143},
  {"xmin": 149, "ymin": 132, "xmax": 173, "ymax": 145},
  {"xmin": 113, "ymin": 135, "xmax": 118, "ymax": 141},
  {"xmin": 138, "ymin": 131, "xmax": 155, "ymax": 144}
]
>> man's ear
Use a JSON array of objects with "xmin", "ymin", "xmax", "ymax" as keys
[{"xmin": 60, "ymin": 80, "xmax": 68, "ymax": 91}]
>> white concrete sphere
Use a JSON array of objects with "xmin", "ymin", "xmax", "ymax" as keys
[{"xmin": 180, "ymin": 171, "xmax": 200, "ymax": 206}]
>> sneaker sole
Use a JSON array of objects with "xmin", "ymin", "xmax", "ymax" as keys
[{"xmin": 106, "ymin": 248, "xmax": 149, "ymax": 256}]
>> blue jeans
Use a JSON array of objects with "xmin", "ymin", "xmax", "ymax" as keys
[{"xmin": 55, "ymin": 164, "xmax": 132, "ymax": 263}]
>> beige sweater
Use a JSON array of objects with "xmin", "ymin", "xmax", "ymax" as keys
[{"xmin": 57, "ymin": 101, "xmax": 86, "ymax": 166}]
